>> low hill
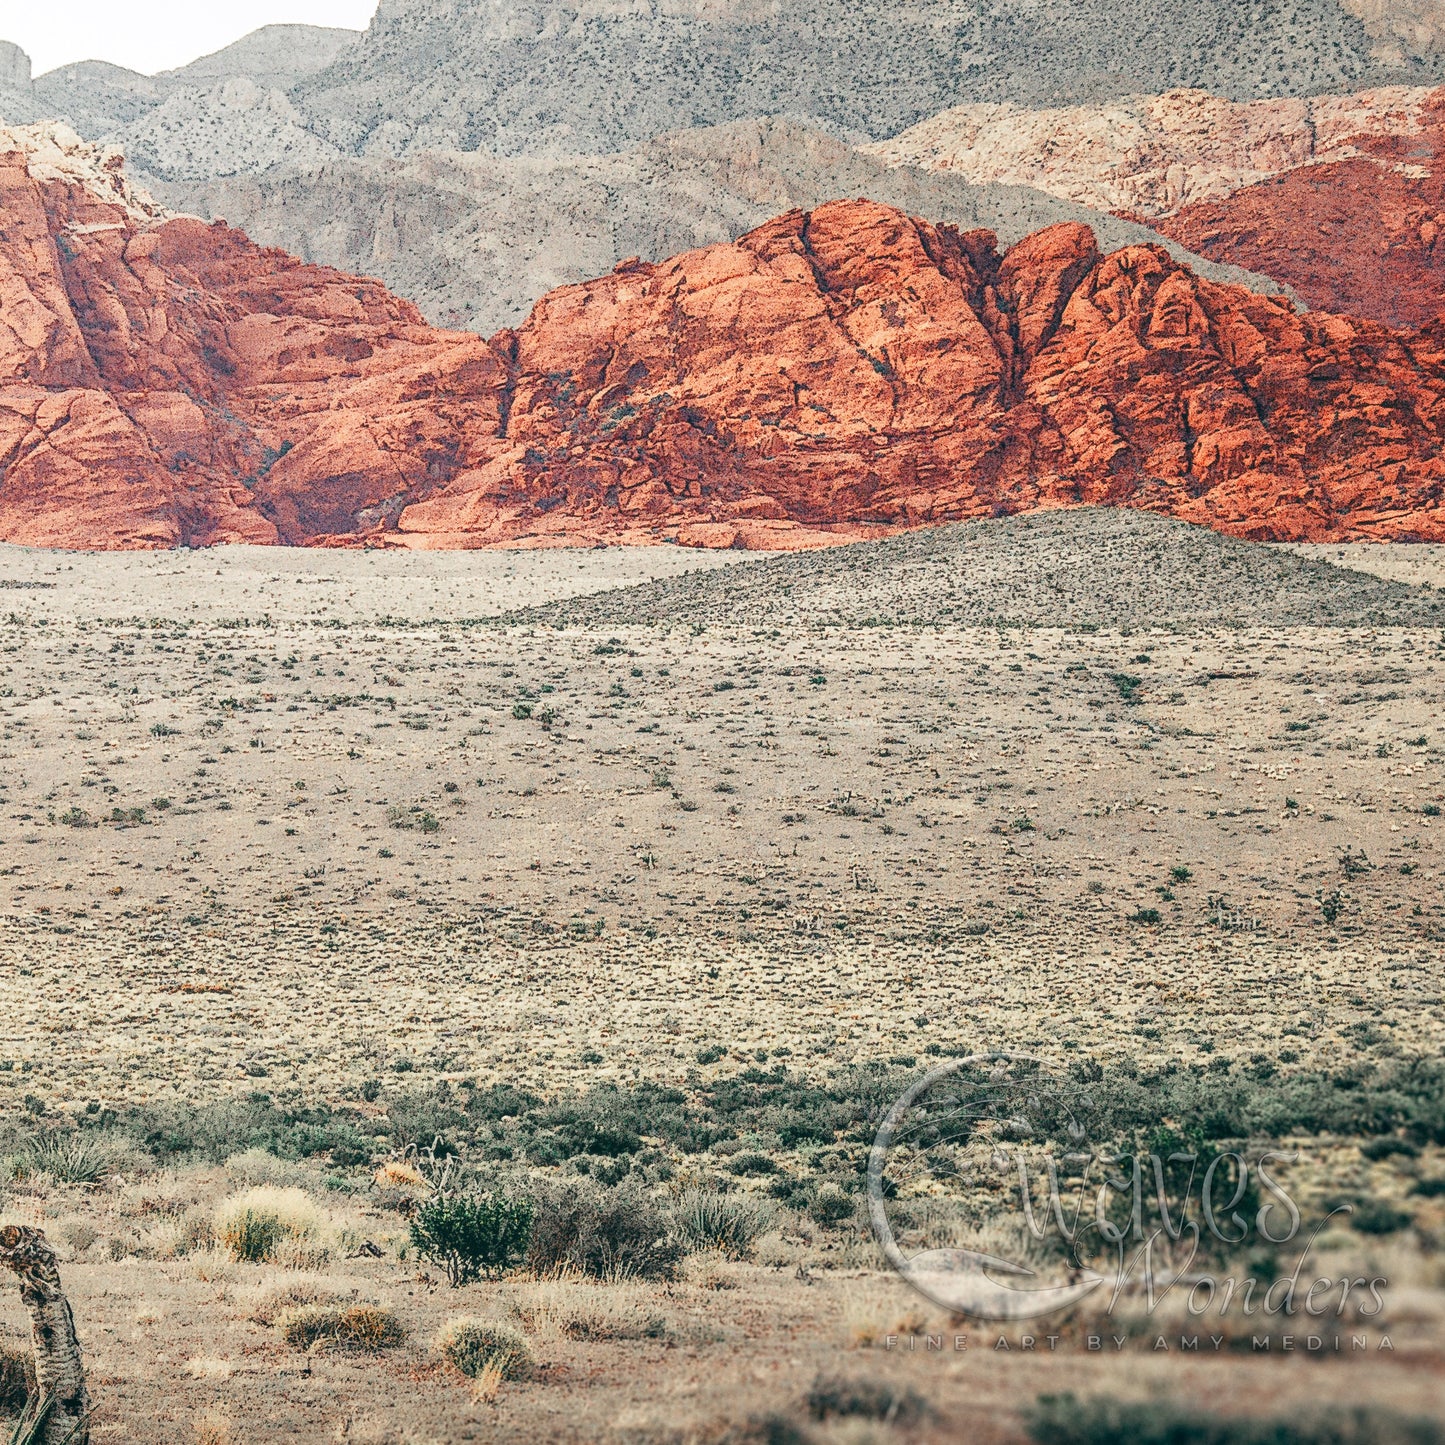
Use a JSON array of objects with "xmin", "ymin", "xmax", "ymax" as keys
[{"xmin": 511, "ymin": 509, "xmax": 1445, "ymax": 631}]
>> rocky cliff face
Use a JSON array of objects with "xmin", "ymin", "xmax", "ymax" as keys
[
  {"xmin": 0, "ymin": 124, "xmax": 504, "ymax": 549},
  {"xmin": 395, "ymin": 200, "xmax": 1445, "ymax": 548},
  {"xmin": 1151, "ymin": 91, "xmax": 1445, "ymax": 327},
  {"xmin": 869, "ymin": 81, "xmax": 1445, "ymax": 326},
  {"xmin": 865, "ymin": 86, "xmax": 1435, "ymax": 218},
  {"xmin": 4, "ymin": 130, "xmax": 1444, "ymax": 550}
]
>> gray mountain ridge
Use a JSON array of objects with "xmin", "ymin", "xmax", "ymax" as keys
[
  {"xmin": 292, "ymin": 0, "xmax": 1443, "ymax": 159},
  {"xmin": 155, "ymin": 115, "xmax": 1299, "ymax": 336}
]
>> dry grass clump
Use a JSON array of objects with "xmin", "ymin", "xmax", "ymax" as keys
[
  {"xmin": 839, "ymin": 1281, "xmax": 932, "ymax": 1348},
  {"xmin": 435, "ymin": 1317, "xmax": 533, "ymax": 1381},
  {"xmin": 187, "ymin": 1246, "xmax": 236, "ymax": 1284},
  {"xmin": 512, "ymin": 1277, "xmax": 667, "ymax": 1340},
  {"xmin": 57, "ymin": 1217, "xmax": 100, "ymax": 1258},
  {"xmin": 214, "ymin": 1186, "xmax": 328, "ymax": 1266},
  {"xmin": 222, "ymin": 1149, "xmax": 308, "ymax": 1188},
  {"xmin": 243, "ymin": 1276, "xmax": 352, "ymax": 1326},
  {"xmin": 372, "ymin": 1160, "xmax": 427, "ymax": 1213},
  {"xmin": 145, "ymin": 1208, "xmax": 215, "ymax": 1260},
  {"xmin": 239, "ymin": 1277, "xmax": 372, "ymax": 1323},
  {"xmin": 806, "ymin": 1373, "xmax": 932, "ymax": 1428},
  {"xmin": 374, "ymin": 1161, "xmax": 424, "ymax": 1189},
  {"xmin": 0, "ymin": 1339, "xmax": 36, "ymax": 1413},
  {"xmin": 276, "ymin": 1303, "xmax": 405, "ymax": 1352},
  {"xmin": 685, "ymin": 1252, "xmax": 741, "ymax": 1291},
  {"xmin": 467, "ymin": 1356, "xmax": 509, "ymax": 1406}
]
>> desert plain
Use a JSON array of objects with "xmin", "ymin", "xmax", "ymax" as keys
[{"xmin": 0, "ymin": 509, "xmax": 1443, "ymax": 1442}]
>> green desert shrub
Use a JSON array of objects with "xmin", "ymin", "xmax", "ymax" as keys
[
  {"xmin": 435, "ymin": 1317, "xmax": 532, "ymax": 1380},
  {"xmin": 1347, "ymin": 1199, "xmax": 1413, "ymax": 1235},
  {"xmin": 1024, "ymin": 1395, "xmax": 1445, "ymax": 1445},
  {"xmin": 410, "ymin": 1191, "xmax": 534, "ymax": 1286},
  {"xmin": 526, "ymin": 1180, "xmax": 683, "ymax": 1280}
]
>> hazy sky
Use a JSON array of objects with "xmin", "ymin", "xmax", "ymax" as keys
[{"xmin": 6, "ymin": 1, "xmax": 379, "ymax": 77}]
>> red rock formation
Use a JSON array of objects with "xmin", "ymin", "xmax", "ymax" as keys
[
  {"xmin": 1153, "ymin": 92, "xmax": 1445, "ymax": 328},
  {"xmin": 400, "ymin": 202, "xmax": 1445, "ymax": 546},
  {"xmin": 3, "ymin": 125, "xmax": 1445, "ymax": 549},
  {"xmin": 0, "ymin": 124, "xmax": 507, "ymax": 549}
]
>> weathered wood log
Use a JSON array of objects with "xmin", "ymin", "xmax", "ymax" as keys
[{"xmin": 0, "ymin": 1226, "xmax": 90, "ymax": 1444}]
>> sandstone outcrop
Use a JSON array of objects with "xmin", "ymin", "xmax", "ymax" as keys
[
  {"xmin": 0, "ymin": 123, "xmax": 504, "ymax": 549},
  {"xmin": 395, "ymin": 202, "xmax": 1445, "ymax": 548},
  {"xmin": 1152, "ymin": 91, "xmax": 1445, "ymax": 326},
  {"xmin": 871, "ymin": 81, "xmax": 1445, "ymax": 326},
  {"xmin": 4, "ymin": 127, "xmax": 1445, "ymax": 550}
]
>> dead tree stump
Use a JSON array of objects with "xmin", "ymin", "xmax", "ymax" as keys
[{"xmin": 0, "ymin": 1226, "xmax": 90, "ymax": 1444}]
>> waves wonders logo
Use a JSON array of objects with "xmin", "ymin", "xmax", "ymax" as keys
[{"xmin": 867, "ymin": 1054, "xmax": 1387, "ymax": 1327}]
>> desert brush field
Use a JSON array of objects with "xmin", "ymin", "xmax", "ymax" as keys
[{"xmin": 0, "ymin": 509, "xmax": 1443, "ymax": 1443}]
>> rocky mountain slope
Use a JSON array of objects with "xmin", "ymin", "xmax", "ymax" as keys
[
  {"xmin": 865, "ymin": 85, "xmax": 1434, "ymax": 217},
  {"xmin": 159, "ymin": 24, "xmax": 360, "ymax": 89},
  {"xmin": 1343, "ymin": 0, "xmax": 1445, "ymax": 66},
  {"xmin": 8, "ymin": 4, "xmax": 1442, "ymax": 159},
  {"xmin": 0, "ymin": 25, "xmax": 359, "ymax": 138},
  {"xmin": 2, "ymin": 9, "xmax": 1440, "ymax": 346},
  {"xmin": 0, "ymin": 24, "xmax": 1291, "ymax": 338},
  {"xmin": 158, "ymin": 117, "xmax": 1294, "ymax": 335},
  {"xmin": 4, "ymin": 125, "xmax": 1445, "ymax": 551},
  {"xmin": 290, "ymin": 0, "xmax": 1434, "ymax": 161}
]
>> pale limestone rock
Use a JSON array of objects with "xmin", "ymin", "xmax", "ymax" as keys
[
  {"xmin": 863, "ymin": 86, "xmax": 1435, "ymax": 218},
  {"xmin": 120, "ymin": 78, "xmax": 343, "ymax": 181},
  {"xmin": 1341, "ymin": 0, "xmax": 1445, "ymax": 62}
]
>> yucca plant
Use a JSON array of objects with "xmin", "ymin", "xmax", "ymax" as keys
[
  {"xmin": 671, "ymin": 1187, "xmax": 776, "ymax": 1260},
  {"xmin": 20, "ymin": 1134, "xmax": 128, "ymax": 1187},
  {"xmin": 9, "ymin": 1392, "xmax": 90, "ymax": 1445}
]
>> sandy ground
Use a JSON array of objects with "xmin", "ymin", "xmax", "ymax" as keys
[
  {"xmin": 0, "ymin": 533, "xmax": 1441, "ymax": 1101},
  {"xmin": 0, "ymin": 542, "xmax": 754, "ymax": 624},
  {"xmin": 0, "ymin": 1225, "xmax": 1438, "ymax": 1444},
  {"xmin": 1283, "ymin": 542, "xmax": 1445, "ymax": 588},
  {"xmin": 0, "ymin": 513, "xmax": 1442, "ymax": 1442}
]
